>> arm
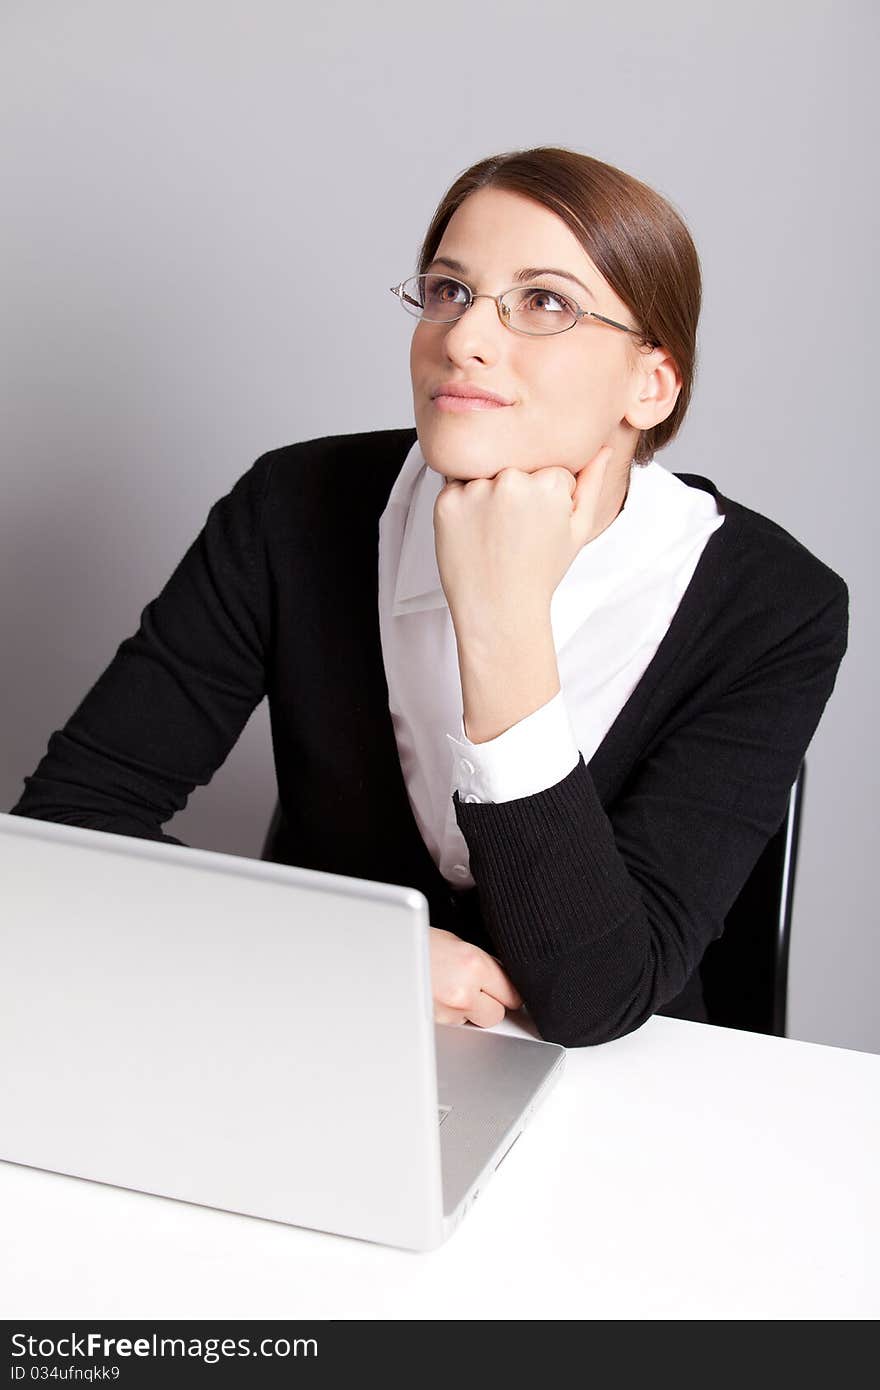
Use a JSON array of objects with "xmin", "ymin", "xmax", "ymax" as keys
[
  {"xmin": 450, "ymin": 581, "xmax": 850, "ymax": 1047},
  {"xmin": 8, "ymin": 455, "xmax": 275, "ymax": 846}
]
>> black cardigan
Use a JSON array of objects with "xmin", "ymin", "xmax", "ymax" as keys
[{"xmin": 9, "ymin": 428, "xmax": 850, "ymax": 1046}]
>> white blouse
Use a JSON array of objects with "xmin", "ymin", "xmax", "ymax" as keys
[{"xmin": 378, "ymin": 438, "xmax": 725, "ymax": 890}]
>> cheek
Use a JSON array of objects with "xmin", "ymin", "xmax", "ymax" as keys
[
  {"xmin": 527, "ymin": 351, "xmax": 593, "ymax": 422},
  {"xmin": 518, "ymin": 353, "xmax": 611, "ymax": 456},
  {"xmin": 539, "ymin": 346, "xmax": 622, "ymax": 417},
  {"xmin": 410, "ymin": 321, "xmax": 438, "ymax": 362}
]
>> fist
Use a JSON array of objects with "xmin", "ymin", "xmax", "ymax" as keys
[
  {"xmin": 433, "ymin": 445, "xmax": 614, "ymax": 634},
  {"xmin": 429, "ymin": 927, "xmax": 524, "ymax": 1028}
]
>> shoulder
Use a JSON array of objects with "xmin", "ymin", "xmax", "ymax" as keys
[
  {"xmin": 254, "ymin": 426, "xmax": 418, "ymax": 521},
  {"xmin": 674, "ymin": 471, "xmax": 849, "ymax": 627}
]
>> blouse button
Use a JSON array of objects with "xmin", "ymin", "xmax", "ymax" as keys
[{"xmin": 463, "ymin": 793, "xmax": 481, "ymax": 804}]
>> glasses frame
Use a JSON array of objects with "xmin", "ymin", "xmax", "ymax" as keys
[{"xmin": 389, "ymin": 273, "xmax": 657, "ymax": 345}]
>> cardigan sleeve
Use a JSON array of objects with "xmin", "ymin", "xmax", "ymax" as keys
[
  {"xmin": 451, "ymin": 577, "xmax": 850, "ymax": 1047},
  {"xmin": 8, "ymin": 455, "xmax": 275, "ymax": 846}
]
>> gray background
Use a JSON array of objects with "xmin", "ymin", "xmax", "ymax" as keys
[{"xmin": 2, "ymin": 1, "xmax": 876, "ymax": 1053}]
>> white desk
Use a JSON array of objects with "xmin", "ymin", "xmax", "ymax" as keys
[{"xmin": 2, "ymin": 1015, "xmax": 878, "ymax": 1320}]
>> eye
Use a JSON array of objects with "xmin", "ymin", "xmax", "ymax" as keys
[
  {"xmin": 522, "ymin": 288, "xmax": 573, "ymax": 314},
  {"xmin": 424, "ymin": 276, "xmax": 470, "ymax": 308}
]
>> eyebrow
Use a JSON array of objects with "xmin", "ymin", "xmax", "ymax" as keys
[{"xmin": 425, "ymin": 255, "xmax": 597, "ymax": 302}]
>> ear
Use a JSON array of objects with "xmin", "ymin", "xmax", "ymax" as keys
[{"xmin": 624, "ymin": 347, "xmax": 682, "ymax": 431}]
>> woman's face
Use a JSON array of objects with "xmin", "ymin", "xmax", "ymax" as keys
[{"xmin": 410, "ymin": 186, "xmax": 678, "ymax": 484}]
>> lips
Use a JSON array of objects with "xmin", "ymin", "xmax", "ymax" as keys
[
  {"xmin": 432, "ymin": 394, "xmax": 510, "ymax": 412},
  {"xmin": 431, "ymin": 382, "xmax": 513, "ymax": 406}
]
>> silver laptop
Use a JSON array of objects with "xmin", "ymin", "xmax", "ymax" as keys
[{"xmin": 0, "ymin": 811, "xmax": 565, "ymax": 1251}]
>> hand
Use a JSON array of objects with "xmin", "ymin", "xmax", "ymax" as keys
[
  {"xmin": 433, "ymin": 444, "xmax": 614, "ymax": 638},
  {"xmin": 428, "ymin": 927, "xmax": 523, "ymax": 1028}
]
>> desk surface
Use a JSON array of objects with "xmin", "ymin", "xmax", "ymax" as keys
[{"xmin": 2, "ymin": 1015, "xmax": 878, "ymax": 1320}]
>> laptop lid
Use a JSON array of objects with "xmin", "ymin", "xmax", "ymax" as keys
[{"xmin": 0, "ymin": 812, "xmax": 447, "ymax": 1251}]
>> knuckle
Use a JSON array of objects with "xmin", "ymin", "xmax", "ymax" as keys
[
  {"xmin": 462, "ymin": 948, "xmax": 485, "ymax": 979},
  {"xmin": 435, "ymin": 1007, "xmax": 464, "ymax": 1026},
  {"xmin": 496, "ymin": 467, "xmax": 523, "ymax": 488},
  {"xmin": 447, "ymin": 982, "xmax": 472, "ymax": 1009},
  {"xmin": 541, "ymin": 467, "xmax": 569, "ymax": 490}
]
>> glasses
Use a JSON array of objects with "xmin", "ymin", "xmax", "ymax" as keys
[{"xmin": 389, "ymin": 273, "xmax": 654, "ymax": 343}]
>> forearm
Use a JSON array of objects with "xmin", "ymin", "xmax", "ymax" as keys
[
  {"xmin": 451, "ymin": 613, "xmax": 682, "ymax": 1044},
  {"xmin": 455, "ymin": 611, "xmax": 560, "ymax": 745},
  {"xmin": 451, "ymin": 589, "xmax": 849, "ymax": 1048},
  {"xmin": 453, "ymin": 755, "xmax": 660, "ymax": 1046}
]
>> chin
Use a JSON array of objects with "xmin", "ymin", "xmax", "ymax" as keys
[
  {"xmin": 423, "ymin": 454, "xmax": 498, "ymax": 482},
  {"xmin": 417, "ymin": 424, "xmax": 508, "ymax": 481}
]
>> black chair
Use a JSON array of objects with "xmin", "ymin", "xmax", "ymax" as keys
[
  {"xmin": 699, "ymin": 760, "xmax": 806, "ymax": 1037},
  {"xmin": 261, "ymin": 803, "xmax": 283, "ymax": 863},
  {"xmin": 262, "ymin": 760, "xmax": 806, "ymax": 1040}
]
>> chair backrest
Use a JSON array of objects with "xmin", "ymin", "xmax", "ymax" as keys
[
  {"xmin": 262, "ymin": 761, "xmax": 807, "ymax": 1039},
  {"xmin": 699, "ymin": 760, "xmax": 806, "ymax": 1037},
  {"xmin": 261, "ymin": 802, "xmax": 283, "ymax": 863}
]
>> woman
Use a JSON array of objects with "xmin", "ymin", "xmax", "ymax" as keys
[{"xmin": 10, "ymin": 147, "xmax": 849, "ymax": 1045}]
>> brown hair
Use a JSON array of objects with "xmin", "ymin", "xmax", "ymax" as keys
[{"xmin": 415, "ymin": 146, "xmax": 701, "ymax": 466}]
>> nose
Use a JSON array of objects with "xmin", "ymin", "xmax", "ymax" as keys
[{"xmin": 442, "ymin": 293, "xmax": 507, "ymax": 361}]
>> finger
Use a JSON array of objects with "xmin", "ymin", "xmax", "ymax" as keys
[
  {"xmin": 481, "ymin": 956, "xmax": 524, "ymax": 1010},
  {"xmin": 539, "ymin": 466, "xmax": 576, "ymax": 499},
  {"xmin": 571, "ymin": 445, "xmax": 613, "ymax": 540},
  {"xmin": 469, "ymin": 995, "xmax": 503, "ymax": 1028},
  {"xmin": 573, "ymin": 444, "xmax": 613, "ymax": 500},
  {"xmin": 434, "ymin": 1003, "xmax": 470, "ymax": 1026},
  {"xmin": 465, "ymin": 990, "xmax": 508, "ymax": 1030},
  {"xmin": 435, "ymin": 987, "xmax": 507, "ymax": 1030}
]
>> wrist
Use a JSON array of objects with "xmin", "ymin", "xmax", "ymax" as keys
[
  {"xmin": 450, "ymin": 601, "xmax": 553, "ymax": 654},
  {"xmin": 456, "ymin": 618, "xmax": 560, "ymax": 745}
]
